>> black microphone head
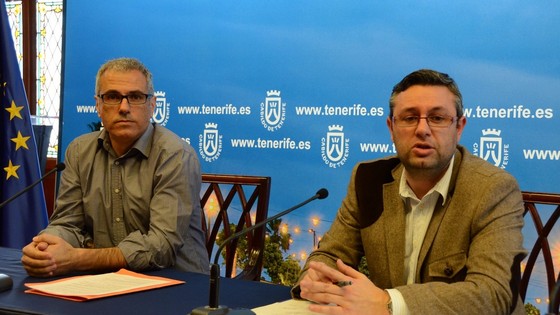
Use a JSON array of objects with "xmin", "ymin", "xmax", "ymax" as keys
[
  {"xmin": 316, "ymin": 188, "xmax": 328, "ymax": 200},
  {"xmin": 56, "ymin": 162, "xmax": 66, "ymax": 171}
]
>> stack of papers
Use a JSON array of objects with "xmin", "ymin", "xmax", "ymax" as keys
[{"xmin": 25, "ymin": 269, "xmax": 184, "ymax": 302}]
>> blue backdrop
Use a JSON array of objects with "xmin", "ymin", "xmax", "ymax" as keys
[{"xmin": 60, "ymin": 0, "xmax": 560, "ymax": 309}]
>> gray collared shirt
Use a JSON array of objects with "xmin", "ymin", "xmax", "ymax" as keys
[{"xmin": 43, "ymin": 123, "xmax": 209, "ymax": 274}]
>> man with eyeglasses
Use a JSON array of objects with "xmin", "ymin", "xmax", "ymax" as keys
[
  {"xmin": 22, "ymin": 58, "xmax": 209, "ymax": 277},
  {"xmin": 292, "ymin": 69, "xmax": 526, "ymax": 314}
]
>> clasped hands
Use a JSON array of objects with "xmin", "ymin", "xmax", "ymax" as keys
[
  {"xmin": 299, "ymin": 259, "xmax": 391, "ymax": 315},
  {"xmin": 21, "ymin": 234, "xmax": 76, "ymax": 277}
]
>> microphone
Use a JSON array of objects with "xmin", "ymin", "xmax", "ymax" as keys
[
  {"xmin": 189, "ymin": 188, "xmax": 329, "ymax": 315},
  {"xmin": 0, "ymin": 162, "xmax": 65, "ymax": 209}
]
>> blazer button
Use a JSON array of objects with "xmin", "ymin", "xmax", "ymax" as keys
[{"xmin": 444, "ymin": 266, "xmax": 453, "ymax": 277}]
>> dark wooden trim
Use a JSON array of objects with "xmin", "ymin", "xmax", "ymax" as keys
[
  {"xmin": 44, "ymin": 157, "xmax": 58, "ymax": 217},
  {"xmin": 21, "ymin": 0, "xmax": 37, "ymax": 114},
  {"xmin": 522, "ymin": 192, "xmax": 560, "ymax": 205},
  {"xmin": 201, "ymin": 174, "xmax": 271, "ymax": 281},
  {"xmin": 520, "ymin": 191, "xmax": 560, "ymax": 311}
]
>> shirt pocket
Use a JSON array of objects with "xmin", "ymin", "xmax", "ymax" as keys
[{"xmin": 427, "ymin": 251, "xmax": 467, "ymax": 282}]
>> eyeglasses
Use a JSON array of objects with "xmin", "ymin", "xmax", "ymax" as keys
[
  {"xmin": 392, "ymin": 115, "xmax": 458, "ymax": 128},
  {"xmin": 97, "ymin": 92, "xmax": 152, "ymax": 106}
]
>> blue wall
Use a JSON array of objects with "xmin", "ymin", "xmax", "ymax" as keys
[{"xmin": 61, "ymin": 0, "xmax": 560, "ymax": 308}]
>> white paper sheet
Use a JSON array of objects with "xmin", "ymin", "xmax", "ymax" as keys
[{"xmin": 252, "ymin": 299, "xmax": 323, "ymax": 315}]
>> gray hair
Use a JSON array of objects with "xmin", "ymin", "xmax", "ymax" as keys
[{"xmin": 95, "ymin": 57, "xmax": 154, "ymax": 95}]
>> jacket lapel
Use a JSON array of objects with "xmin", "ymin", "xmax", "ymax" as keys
[
  {"xmin": 384, "ymin": 165, "xmax": 407, "ymax": 287},
  {"xmin": 415, "ymin": 148, "xmax": 463, "ymax": 281}
]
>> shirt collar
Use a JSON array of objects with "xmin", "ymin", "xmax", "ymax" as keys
[
  {"xmin": 97, "ymin": 123, "xmax": 154, "ymax": 158},
  {"xmin": 399, "ymin": 155, "xmax": 455, "ymax": 205}
]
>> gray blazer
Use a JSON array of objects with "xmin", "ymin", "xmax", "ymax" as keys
[{"xmin": 293, "ymin": 146, "xmax": 527, "ymax": 314}]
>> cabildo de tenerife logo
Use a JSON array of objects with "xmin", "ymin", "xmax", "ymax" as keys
[
  {"xmin": 321, "ymin": 125, "xmax": 350, "ymax": 168},
  {"xmin": 152, "ymin": 91, "xmax": 170, "ymax": 126},
  {"xmin": 198, "ymin": 123, "xmax": 223, "ymax": 162},
  {"xmin": 260, "ymin": 90, "xmax": 286, "ymax": 132},
  {"xmin": 472, "ymin": 128, "xmax": 509, "ymax": 169}
]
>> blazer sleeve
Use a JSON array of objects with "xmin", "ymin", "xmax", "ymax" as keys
[{"xmin": 291, "ymin": 163, "xmax": 366, "ymax": 298}]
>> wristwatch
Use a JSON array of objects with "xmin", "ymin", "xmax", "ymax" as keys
[{"xmin": 385, "ymin": 290, "xmax": 393, "ymax": 314}]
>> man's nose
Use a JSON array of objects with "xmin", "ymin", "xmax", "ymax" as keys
[
  {"xmin": 118, "ymin": 97, "xmax": 131, "ymax": 112},
  {"xmin": 415, "ymin": 117, "xmax": 432, "ymax": 135}
]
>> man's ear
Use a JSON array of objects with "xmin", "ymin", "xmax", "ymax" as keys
[
  {"xmin": 95, "ymin": 95, "xmax": 102, "ymax": 118},
  {"xmin": 386, "ymin": 116, "xmax": 395, "ymax": 142}
]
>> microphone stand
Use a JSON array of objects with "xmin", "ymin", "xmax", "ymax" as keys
[
  {"xmin": 189, "ymin": 188, "xmax": 328, "ymax": 315},
  {"xmin": 0, "ymin": 163, "xmax": 65, "ymax": 209}
]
